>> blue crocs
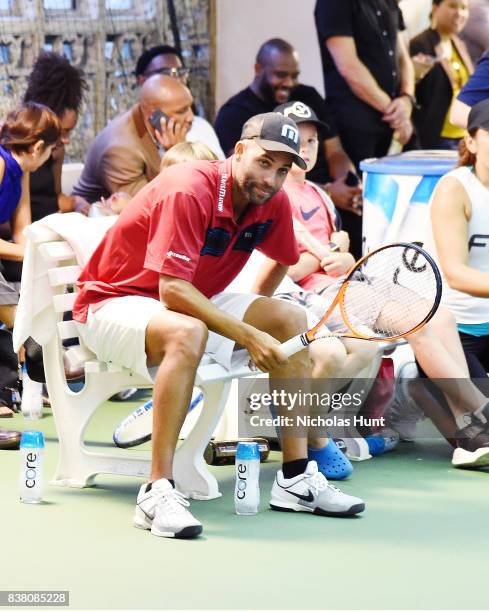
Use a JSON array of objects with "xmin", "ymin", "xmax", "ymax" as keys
[{"xmin": 308, "ymin": 438, "xmax": 353, "ymax": 480}]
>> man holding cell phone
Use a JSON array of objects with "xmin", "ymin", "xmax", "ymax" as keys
[{"xmin": 72, "ymin": 74, "xmax": 194, "ymax": 203}]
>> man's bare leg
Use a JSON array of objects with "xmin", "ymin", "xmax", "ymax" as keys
[
  {"xmin": 242, "ymin": 297, "xmax": 311, "ymax": 462},
  {"xmin": 145, "ymin": 311, "xmax": 208, "ymax": 481}
]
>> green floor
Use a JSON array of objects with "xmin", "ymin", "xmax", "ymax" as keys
[{"xmin": 1, "ymin": 397, "xmax": 488, "ymax": 610}]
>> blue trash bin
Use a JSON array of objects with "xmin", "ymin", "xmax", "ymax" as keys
[{"xmin": 360, "ymin": 151, "xmax": 458, "ymax": 254}]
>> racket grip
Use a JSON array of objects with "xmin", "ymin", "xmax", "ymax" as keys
[{"xmin": 280, "ymin": 333, "xmax": 310, "ymax": 357}]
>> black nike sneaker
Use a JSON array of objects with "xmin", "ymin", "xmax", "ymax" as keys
[{"xmin": 270, "ymin": 461, "xmax": 365, "ymax": 517}]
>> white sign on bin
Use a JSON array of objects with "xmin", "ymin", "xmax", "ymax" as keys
[{"xmin": 360, "ymin": 151, "xmax": 458, "ymax": 253}]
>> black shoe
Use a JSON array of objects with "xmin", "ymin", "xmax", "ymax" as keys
[
  {"xmin": 0, "ymin": 428, "xmax": 21, "ymax": 450},
  {"xmin": 452, "ymin": 419, "xmax": 489, "ymax": 469}
]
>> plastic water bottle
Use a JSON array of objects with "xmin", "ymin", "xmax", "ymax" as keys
[
  {"xmin": 19, "ymin": 431, "xmax": 45, "ymax": 504},
  {"xmin": 20, "ymin": 364, "xmax": 43, "ymax": 420},
  {"xmin": 234, "ymin": 442, "xmax": 260, "ymax": 515}
]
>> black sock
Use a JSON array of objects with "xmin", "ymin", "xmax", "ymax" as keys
[
  {"xmin": 146, "ymin": 479, "xmax": 175, "ymax": 493},
  {"xmin": 282, "ymin": 458, "xmax": 309, "ymax": 479}
]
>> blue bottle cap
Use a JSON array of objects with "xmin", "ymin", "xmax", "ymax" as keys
[
  {"xmin": 20, "ymin": 430, "xmax": 45, "ymax": 449},
  {"xmin": 236, "ymin": 441, "xmax": 260, "ymax": 461}
]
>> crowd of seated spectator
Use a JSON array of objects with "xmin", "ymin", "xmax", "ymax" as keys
[{"xmin": 1, "ymin": 1, "xmax": 488, "ymax": 543}]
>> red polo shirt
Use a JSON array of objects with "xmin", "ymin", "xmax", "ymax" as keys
[{"xmin": 73, "ymin": 157, "xmax": 299, "ymax": 323}]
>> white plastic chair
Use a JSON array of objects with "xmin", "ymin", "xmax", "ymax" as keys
[{"xmin": 25, "ymin": 223, "xmax": 254, "ymax": 500}]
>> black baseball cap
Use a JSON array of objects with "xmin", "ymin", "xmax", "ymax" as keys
[
  {"xmin": 240, "ymin": 112, "xmax": 307, "ymax": 170},
  {"xmin": 468, "ymin": 99, "xmax": 489, "ymax": 132},
  {"xmin": 274, "ymin": 101, "xmax": 329, "ymax": 137}
]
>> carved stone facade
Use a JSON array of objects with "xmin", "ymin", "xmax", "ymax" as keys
[{"xmin": 0, "ymin": 0, "xmax": 212, "ymax": 162}]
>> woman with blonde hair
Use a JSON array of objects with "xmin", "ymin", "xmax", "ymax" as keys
[{"xmin": 160, "ymin": 141, "xmax": 217, "ymax": 170}]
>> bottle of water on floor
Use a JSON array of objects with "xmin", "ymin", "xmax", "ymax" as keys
[
  {"xmin": 234, "ymin": 441, "xmax": 260, "ymax": 515},
  {"xmin": 19, "ymin": 431, "xmax": 45, "ymax": 504},
  {"xmin": 20, "ymin": 363, "xmax": 43, "ymax": 420}
]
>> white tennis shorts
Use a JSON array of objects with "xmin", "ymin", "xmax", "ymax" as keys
[{"xmin": 76, "ymin": 292, "xmax": 260, "ymax": 382}]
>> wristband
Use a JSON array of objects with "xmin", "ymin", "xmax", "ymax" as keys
[{"xmin": 400, "ymin": 93, "xmax": 419, "ymax": 110}]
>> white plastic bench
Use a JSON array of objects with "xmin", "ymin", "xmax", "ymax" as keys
[{"xmin": 24, "ymin": 223, "xmax": 255, "ymax": 500}]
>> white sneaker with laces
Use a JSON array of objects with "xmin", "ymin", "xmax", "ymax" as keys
[
  {"xmin": 133, "ymin": 478, "xmax": 203, "ymax": 538},
  {"xmin": 270, "ymin": 461, "xmax": 365, "ymax": 517},
  {"xmin": 385, "ymin": 361, "xmax": 424, "ymax": 442}
]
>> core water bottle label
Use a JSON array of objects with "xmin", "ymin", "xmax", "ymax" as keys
[{"xmin": 236, "ymin": 463, "xmax": 247, "ymax": 499}]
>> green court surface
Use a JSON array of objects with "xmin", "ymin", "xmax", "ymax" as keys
[{"xmin": 1, "ymin": 397, "xmax": 488, "ymax": 611}]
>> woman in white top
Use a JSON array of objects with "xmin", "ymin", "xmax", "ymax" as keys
[
  {"xmin": 428, "ymin": 98, "xmax": 489, "ymax": 465},
  {"xmin": 431, "ymin": 99, "xmax": 489, "ymax": 382}
]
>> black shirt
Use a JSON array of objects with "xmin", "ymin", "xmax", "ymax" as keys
[
  {"xmin": 215, "ymin": 84, "xmax": 337, "ymax": 184},
  {"xmin": 314, "ymin": 0, "xmax": 405, "ymax": 130},
  {"xmin": 29, "ymin": 156, "xmax": 58, "ymax": 222}
]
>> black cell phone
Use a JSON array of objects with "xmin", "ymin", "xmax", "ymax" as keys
[
  {"xmin": 149, "ymin": 109, "xmax": 169, "ymax": 134},
  {"xmin": 328, "ymin": 241, "xmax": 340, "ymax": 252},
  {"xmin": 344, "ymin": 170, "xmax": 360, "ymax": 187}
]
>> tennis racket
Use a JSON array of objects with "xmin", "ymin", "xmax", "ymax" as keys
[{"xmin": 279, "ymin": 242, "xmax": 442, "ymax": 357}]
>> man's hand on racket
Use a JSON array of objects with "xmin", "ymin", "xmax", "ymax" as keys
[
  {"xmin": 243, "ymin": 327, "xmax": 288, "ymax": 373},
  {"xmin": 320, "ymin": 252, "xmax": 355, "ymax": 276}
]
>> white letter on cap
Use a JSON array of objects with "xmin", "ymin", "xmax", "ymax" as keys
[{"xmin": 281, "ymin": 125, "xmax": 299, "ymax": 144}]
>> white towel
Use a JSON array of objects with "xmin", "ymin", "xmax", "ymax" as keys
[{"xmin": 13, "ymin": 213, "xmax": 116, "ymax": 351}]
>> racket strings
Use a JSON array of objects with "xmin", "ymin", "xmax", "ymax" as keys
[{"xmin": 341, "ymin": 245, "xmax": 439, "ymax": 339}]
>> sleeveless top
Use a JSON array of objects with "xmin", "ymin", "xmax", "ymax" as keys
[
  {"xmin": 425, "ymin": 165, "xmax": 489, "ymax": 326},
  {"xmin": 29, "ymin": 155, "xmax": 57, "ymax": 222},
  {"xmin": 0, "ymin": 145, "xmax": 22, "ymax": 224}
]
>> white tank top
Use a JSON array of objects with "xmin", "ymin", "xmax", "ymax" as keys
[{"xmin": 425, "ymin": 165, "xmax": 489, "ymax": 324}]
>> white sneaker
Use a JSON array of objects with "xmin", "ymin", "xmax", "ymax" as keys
[
  {"xmin": 133, "ymin": 479, "xmax": 203, "ymax": 538},
  {"xmin": 385, "ymin": 362, "xmax": 424, "ymax": 442},
  {"xmin": 270, "ymin": 461, "xmax": 365, "ymax": 517}
]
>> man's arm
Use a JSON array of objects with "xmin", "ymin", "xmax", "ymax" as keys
[
  {"xmin": 326, "ymin": 37, "xmax": 392, "ymax": 113},
  {"xmin": 398, "ymin": 32, "xmax": 415, "ymax": 98},
  {"xmin": 382, "ymin": 32, "xmax": 414, "ymax": 143},
  {"xmin": 450, "ymin": 98, "xmax": 471, "ymax": 129},
  {"xmin": 451, "ymin": 53, "xmax": 489, "ymax": 127},
  {"xmin": 159, "ymin": 275, "xmax": 286, "ymax": 371},
  {"xmin": 251, "ymin": 260, "xmax": 289, "ymax": 297},
  {"xmin": 102, "ymin": 145, "xmax": 150, "ymax": 196}
]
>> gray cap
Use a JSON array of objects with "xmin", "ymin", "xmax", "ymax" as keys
[{"xmin": 240, "ymin": 112, "xmax": 307, "ymax": 170}]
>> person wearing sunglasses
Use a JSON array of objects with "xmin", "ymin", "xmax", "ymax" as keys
[{"xmin": 135, "ymin": 45, "xmax": 224, "ymax": 160}]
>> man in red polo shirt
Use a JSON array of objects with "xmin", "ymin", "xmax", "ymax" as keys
[{"xmin": 74, "ymin": 112, "xmax": 365, "ymax": 539}]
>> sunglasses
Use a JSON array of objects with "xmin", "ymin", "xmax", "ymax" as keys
[{"xmin": 144, "ymin": 67, "xmax": 190, "ymax": 79}]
